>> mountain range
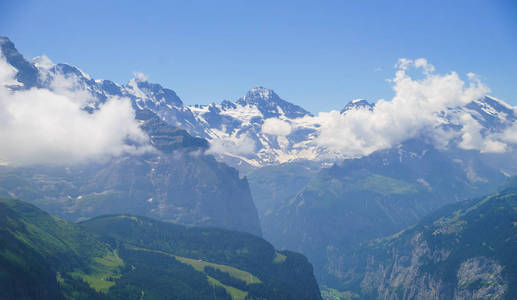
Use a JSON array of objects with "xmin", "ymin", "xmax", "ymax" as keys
[
  {"xmin": 5, "ymin": 34, "xmax": 515, "ymax": 171},
  {"xmin": 2, "ymin": 36, "xmax": 517, "ymax": 300}
]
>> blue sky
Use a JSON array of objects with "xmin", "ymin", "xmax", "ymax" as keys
[{"xmin": 1, "ymin": 0, "xmax": 516, "ymax": 112}]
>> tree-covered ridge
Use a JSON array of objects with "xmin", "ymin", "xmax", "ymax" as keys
[
  {"xmin": 0, "ymin": 198, "xmax": 321, "ymax": 299},
  {"xmin": 81, "ymin": 214, "xmax": 322, "ymax": 300}
]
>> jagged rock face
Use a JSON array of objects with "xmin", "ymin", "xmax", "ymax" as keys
[
  {"xmin": 359, "ymin": 233, "xmax": 448, "ymax": 300},
  {"xmin": 334, "ymin": 179, "xmax": 517, "ymax": 299},
  {"xmin": 359, "ymin": 242, "xmax": 506, "ymax": 300},
  {"xmin": 455, "ymin": 258, "xmax": 506, "ymax": 300}
]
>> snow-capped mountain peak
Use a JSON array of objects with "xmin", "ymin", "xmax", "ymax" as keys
[
  {"xmin": 236, "ymin": 87, "xmax": 312, "ymax": 119},
  {"xmin": 340, "ymin": 99, "xmax": 374, "ymax": 113},
  {"xmin": 465, "ymin": 96, "xmax": 517, "ymax": 129},
  {"xmin": 244, "ymin": 86, "xmax": 275, "ymax": 101}
]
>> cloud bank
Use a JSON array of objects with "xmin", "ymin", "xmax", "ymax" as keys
[
  {"xmin": 311, "ymin": 58, "xmax": 508, "ymax": 156},
  {"xmin": 0, "ymin": 54, "xmax": 151, "ymax": 166}
]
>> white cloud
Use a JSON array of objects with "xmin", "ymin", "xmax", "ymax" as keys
[
  {"xmin": 133, "ymin": 71, "xmax": 148, "ymax": 82},
  {"xmin": 456, "ymin": 113, "xmax": 507, "ymax": 153},
  {"xmin": 313, "ymin": 58, "xmax": 493, "ymax": 156},
  {"xmin": 262, "ymin": 118, "xmax": 292, "ymax": 136},
  {"xmin": 48, "ymin": 71, "xmax": 93, "ymax": 105},
  {"xmin": 0, "ymin": 55, "xmax": 20, "ymax": 87},
  {"xmin": 413, "ymin": 58, "xmax": 435, "ymax": 74},
  {"xmin": 501, "ymin": 122, "xmax": 517, "ymax": 144},
  {"xmin": 0, "ymin": 54, "xmax": 152, "ymax": 166}
]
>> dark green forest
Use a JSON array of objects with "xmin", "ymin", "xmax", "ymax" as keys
[{"xmin": 0, "ymin": 198, "xmax": 321, "ymax": 300}]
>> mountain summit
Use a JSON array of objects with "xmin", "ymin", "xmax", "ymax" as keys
[
  {"xmin": 236, "ymin": 87, "xmax": 312, "ymax": 119},
  {"xmin": 340, "ymin": 99, "xmax": 374, "ymax": 113}
]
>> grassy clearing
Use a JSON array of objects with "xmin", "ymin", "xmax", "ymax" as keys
[
  {"xmin": 70, "ymin": 249, "xmax": 124, "ymax": 293},
  {"xmin": 127, "ymin": 245, "xmax": 260, "ymax": 284},
  {"xmin": 174, "ymin": 255, "xmax": 261, "ymax": 285},
  {"xmin": 127, "ymin": 246, "xmax": 261, "ymax": 299},
  {"xmin": 207, "ymin": 277, "xmax": 248, "ymax": 300}
]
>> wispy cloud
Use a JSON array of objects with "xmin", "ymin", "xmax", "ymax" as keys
[{"xmin": 133, "ymin": 71, "xmax": 148, "ymax": 82}]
